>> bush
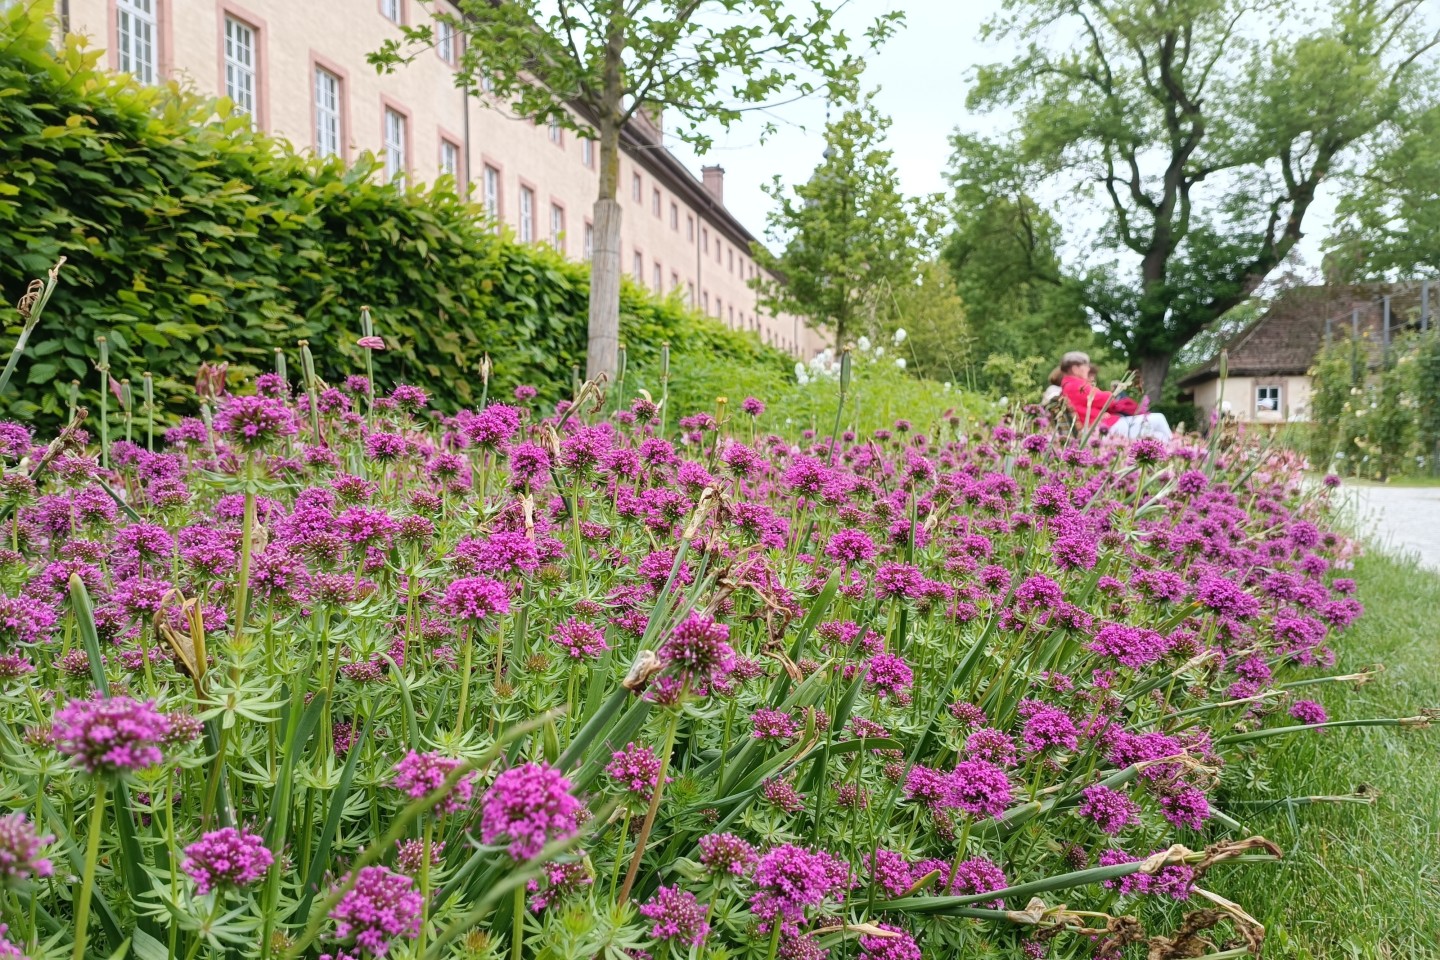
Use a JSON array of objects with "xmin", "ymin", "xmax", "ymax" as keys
[{"xmin": 0, "ymin": 2, "xmax": 789, "ymax": 426}]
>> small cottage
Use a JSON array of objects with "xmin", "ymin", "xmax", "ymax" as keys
[{"xmin": 1178, "ymin": 284, "xmax": 1431, "ymax": 423}]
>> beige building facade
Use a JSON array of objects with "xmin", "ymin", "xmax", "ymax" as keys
[{"xmin": 57, "ymin": 0, "xmax": 823, "ymax": 357}]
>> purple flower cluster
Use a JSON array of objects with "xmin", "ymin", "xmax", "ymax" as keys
[
  {"xmin": 391, "ymin": 751, "xmax": 475, "ymax": 815},
  {"xmin": 0, "ymin": 813, "xmax": 52, "ymax": 885},
  {"xmin": 639, "ymin": 885, "xmax": 710, "ymax": 947},
  {"xmin": 439, "ymin": 576, "xmax": 511, "ymax": 625},
  {"xmin": 1076, "ymin": 784, "xmax": 1139, "ymax": 835},
  {"xmin": 749, "ymin": 844, "xmax": 850, "ymax": 935},
  {"xmin": 329, "ymin": 865, "xmax": 423, "ymax": 955},
  {"xmin": 214, "ymin": 394, "xmax": 298, "ymax": 451},
  {"xmin": 52, "ymin": 696, "xmax": 170, "ymax": 776},
  {"xmin": 605, "ymin": 742, "xmax": 668, "ymax": 802},
  {"xmin": 181, "ymin": 827, "xmax": 273, "ymax": 894},
  {"xmin": 480, "ymin": 762, "xmax": 581, "ymax": 860}
]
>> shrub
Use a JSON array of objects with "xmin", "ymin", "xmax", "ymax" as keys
[{"xmin": 0, "ymin": 3, "xmax": 789, "ymax": 427}]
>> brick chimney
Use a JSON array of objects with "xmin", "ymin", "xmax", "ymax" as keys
[{"xmin": 701, "ymin": 165, "xmax": 725, "ymax": 204}]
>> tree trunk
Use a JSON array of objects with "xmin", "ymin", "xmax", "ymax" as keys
[
  {"xmin": 1138, "ymin": 353, "xmax": 1172, "ymax": 402},
  {"xmin": 586, "ymin": 10, "xmax": 625, "ymax": 382},
  {"xmin": 587, "ymin": 190, "xmax": 622, "ymax": 381}
]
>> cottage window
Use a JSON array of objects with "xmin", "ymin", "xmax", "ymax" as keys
[{"xmin": 1256, "ymin": 385, "xmax": 1281, "ymax": 415}]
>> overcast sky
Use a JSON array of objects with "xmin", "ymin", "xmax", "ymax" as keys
[{"xmin": 666, "ymin": 0, "xmax": 1335, "ymax": 276}]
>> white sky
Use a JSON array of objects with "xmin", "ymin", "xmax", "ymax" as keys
[{"xmin": 666, "ymin": 0, "xmax": 1335, "ymax": 276}]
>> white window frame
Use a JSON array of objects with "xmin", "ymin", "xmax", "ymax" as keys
[
  {"xmin": 653, "ymin": 262, "xmax": 662, "ymax": 290},
  {"xmin": 581, "ymin": 137, "xmax": 593, "ymax": 168},
  {"xmin": 483, "ymin": 165, "xmax": 500, "ymax": 218},
  {"xmin": 549, "ymin": 204, "xmax": 565, "ymax": 248},
  {"xmin": 631, "ymin": 173, "xmax": 641, "ymax": 202},
  {"xmin": 224, "ymin": 16, "xmax": 257, "ymax": 119},
  {"xmin": 633, "ymin": 251, "xmax": 644, "ymax": 282},
  {"xmin": 380, "ymin": 0, "xmax": 402, "ymax": 23},
  {"xmin": 384, "ymin": 107, "xmax": 407, "ymax": 179},
  {"xmin": 583, "ymin": 222, "xmax": 594, "ymax": 260},
  {"xmin": 314, "ymin": 66, "xmax": 341, "ymax": 158},
  {"xmin": 519, "ymin": 186, "xmax": 535, "ymax": 242},
  {"xmin": 548, "ymin": 119, "xmax": 563, "ymax": 145},
  {"xmin": 1256, "ymin": 384, "xmax": 1282, "ymax": 416},
  {"xmin": 440, "ymin": 139, "xmax": 460, "ymax": 180},
  {"xmin": 436, "ymin": 16, "xmax": 457, "ymax": 64},
  {"xmin": 116, "ymin": 0, "xmax": 158, "ymax": 85}
]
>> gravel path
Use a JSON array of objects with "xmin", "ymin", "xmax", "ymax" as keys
[{"xmin": 1346, "ymin": 484, "xmax": 1440, "ymax": 572}]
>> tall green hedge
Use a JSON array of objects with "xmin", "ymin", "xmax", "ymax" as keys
[{"xmin": 0, "ymin": 2, "xmax": 789, "ymax": 424}]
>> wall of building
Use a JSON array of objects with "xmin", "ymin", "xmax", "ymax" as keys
[
  {"xmin": 62, "ymin": 0, "xmax": 824, "ymax": 358},
  {"xmin": 1190, "ymin": 375, "xmax": 1314, "ymax": 423}
]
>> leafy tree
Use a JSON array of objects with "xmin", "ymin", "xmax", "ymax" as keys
[
  {"xmin": 751, "ymin": 97, "xmax": 937, "ymax": 350},
  {"xmin": 961, "ymin": 0, "xmax": 1440, "ymax": 397},
  {"xmin": 1327, "ymin": 103, "xmax": 1440, "ymax": 279},
  {"xmin": 942, "ymin": 139, "xmax": 1096, "ymax": 387},
  {"xmin": 372, "ymin": 1, "xmax": 901, "ymax": 381},
  {"xmin": 888, "ymin": 260, "xmax": 969, "ymax": 384}
]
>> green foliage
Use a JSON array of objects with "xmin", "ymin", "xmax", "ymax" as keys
[
  {"xmin": 1307, "ymin": 339, "xmax": 1366, "ymax": 470},
  {"xmin": 886, "ymin": 261, "xmax": 969, "ymax": 384},
  {"xmin": 371, "ymin": 0, "xmax": 901, "ymax": 379},
  {"xmin": 961, "ymin": 0, "xmax": 1440, "ymax": 395},
  {"xmin": 0, "ymin": 6, "xmax": 788, "ymax": 426},
  {"xmin": 1308, "ymin": 333, "xmax": 1438, "ymax": 479},
  {"xmin": 752, "ymin": 96, "xmax": 940, "ymax": 349},
  {"xmin": 942, "ymin": 143, "xmax": 1098, "ymax": 389}
]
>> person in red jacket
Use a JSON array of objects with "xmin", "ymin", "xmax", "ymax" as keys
[{"xmin": 1058, "ymin": 351, "xmax": 1172, "ymax": 440}]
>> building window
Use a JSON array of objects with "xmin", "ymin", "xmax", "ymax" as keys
[
  {"xmin": 380, "ymin": 0, "xmax": 402, "ymax": 23},
  {"xmin": 518, "ymin": 186, "xmax": 535, "ymax": 242},
  {"xmin": 670, "ymin": 203, "xmax": 679, "ymax": 230},
  {"xmin": 633, "ymin": 251, "xmax": 644, "ymax": 282},
  {"xmin": 116, "ymin": 0, "xmax": 158, "ymax": 85},
  {"xmin": 687, "ymin": 280, "xmax": 695, "ymax": 303},
  {"xmin": 671, "ymin": 271, "xmax": 679, "ymax": 290},
  {"xmin": 1256, "ymin": 385, "xmax": 1281, "ymax": 415},
  {"xmin": 653, "ymin": 262, "xmax": 662, "ymax": 290},
  {"xmin": 715, "ymin": 241, "xmax": 721, "ymax": 263},
  {"xmin": 436, "ymin": 16, "xmax": 457, "ymax": 64},
  {"xmin": 223, "ymin": 15, "xmax": 258, "ymax": 119},
  {"xmin": 548, "ymin": 119, "xmax": 563, "ymax": 145},
  {"xmin": 439, "ymin": 138, "xmax": 460, "ymax": 181},
  {"xmin": 583, "ymin": 222, "xmax": 594, "ymax": 260},
  {"xmin": 701, "ymin": 228, "xmax": 709, "ymax": 253},
  {"xmin": 581, "ymin": 137, "xmax": 593, "ymax": 168},
  {"xmin": 686, "ymin": 216, "xmax": 695, "ymax": 241},
  {"xmin": 631, "ymin": 173, "xmax": 641, "ymax": 202},
  {"xmin": 383, "ymin": 106, "xmax": 407, "ymax": 179},
  {"xmin": 550, "ymin": 204, "xmax": 565, "ymax": 249},
  {"xmin": 702, "ymin": 291, "xmax": 709, "ymax": 313},
  {"xmin": 483, "ymin": 165, "xmax": 500, "ymax": 218},
  {"xmin": 728, "ymin": 248, "xmax": 734, "ymax": 273},
  {"xmin": 314, "ymin": 67, "xmax": 341, "ymax": 158},
  {"xmin": 728, "ymin": 305, "xmax": 735, "ymax": 325},
  {"xmin": 652, "ymin": 188, "xmax": 661, "ymax": 217}
]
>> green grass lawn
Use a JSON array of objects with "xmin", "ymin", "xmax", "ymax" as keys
[{"xmin": 1206, "ymin": 550, "xmax": 1440, "ymax": 958}]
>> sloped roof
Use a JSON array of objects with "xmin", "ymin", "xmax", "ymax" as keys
[{"xmin": 1177, "ymin": 283, "xmax": 1432, "ymax": 388}]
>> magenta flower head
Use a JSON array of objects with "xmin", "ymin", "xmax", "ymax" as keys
[
  {"xmin": 947, "ymin": 760, "xmax": 1013, "ymax": 819},
  {"xmin": 658, "ymin": 614, "xmax": 735, "ymax": 686},
  {"xmin": 181, "ymin": 827, "xmax": 273, "ymax": 894},
  {"xmin": 639, "ymin": 885, "xmax": 710, "ymax": 947},
  {"xmin": 825, "ymin": 529, "xmax": 878, "ymax": 566},
  {"xmin": 357, "ymin": 335, "xmax": 387, "ymax": 350},
  {"xmin": 549, "ymin": 618, "xmax": 608, "ymax": 661},
  {"xmin": 481, "ymin": 762, "xmax": 581, "ymax": 861},
  {"xmin": 697, "ymin": 832, "xmax": 757, "ymax": 877},
  {"xmin": 0, "ymin": 595, "xmax": 58, "ymax": 647},
  {"xmin": 750, "ymin": 844, "xmax": 850, "ymax": 936},
  {"xmin": 214, "ymin": 395, "xmax": 298, "ymax": 452},
  {"xmin": 329, "ymin": 865, "xmax": 422, "ymax": 955},
  {"xmin": 865, "ymin": 653, "xmax": 913, "ymax": 699},
  {"xmin": 1076, "ymin": 784, "xmax": 1139, "ymax": 835},
  {"xmin": 859, "ymin": 922, "xmax": 922, "ymax": 960},
  {"xmin": 1289, "ymin": 699, "xmax": 1328, "ymax": 725},
  {"xmin": 0, "ymin": 813, "xmax": 53, "ymax": 887},
  {"xmin": 605, "ymin": 742, "xmax": 669, "ymax": 803},
  {"xmin": 391, "ymin": 751, "xmax": 475, "ymax": 815},
  {"xmin": 440, "ymin": 576, "xmax": 510, "ymax": 627},
  {"xmin": 52, "ymin": 696, "xmax": 170, "ymax": 776}
]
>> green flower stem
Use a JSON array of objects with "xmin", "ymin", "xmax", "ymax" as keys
[
  {"xmin": 617, "ymin": 705, "xmax": 682, "ymax": 905},
  {"xmin": 608, "ymin": 807, "xmax": 632, "ymax": 901},
  {"xmin": 764, "ymin": 915, "xmax": 782, "ymax": 960},
  {"xmin": 511, "ymin": 882, "xmax": 525, "ymax": 960},
  {"xmin": 71, "ymin": 777, "xmax": 108, "ymax": 960},
  {"xmin": 455, "ymin": 627, "xmax": 475, "ymax": 735},
  {"xmin": 232, "ymin": 452, "xmax": 257, "ymax": 644},
  {"xmin": 418, "ymin": 818, "xmax": 433, "ymax": 959}
]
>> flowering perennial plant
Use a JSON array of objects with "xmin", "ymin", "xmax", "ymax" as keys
[{"xmin": 0, "ymin": 348, "xmax": 1419, "ymax": 960}]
